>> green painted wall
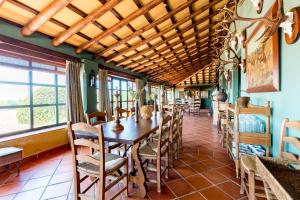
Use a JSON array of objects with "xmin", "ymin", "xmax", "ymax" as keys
[{"xmin": 230, "ymin": 0, "xmax": 300, "ymax": 156}]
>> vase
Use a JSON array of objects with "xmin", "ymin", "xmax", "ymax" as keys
[
  {"xmin": 237, "ymin": 96, "xmax": 250, "ymax": 108},
  {"xmin": 141, "ymin": 105, "xmax": 153, "ymax": 120},
  {"xmin": 217, "ymin": 89, "xmax": 228, "ymax": 102}
]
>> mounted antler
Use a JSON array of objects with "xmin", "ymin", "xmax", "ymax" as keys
[{"xmin": 225, "ymin": 0, "xmax": 294, "ymax": 44}]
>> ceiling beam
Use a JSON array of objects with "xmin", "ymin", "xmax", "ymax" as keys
[
  {"xmin": 0, "ymin": 0, "xmax": 6, "ymax": 6},
  {"xmin": 152, "ymin": 60, "xmax": 210, "ymax": 79},
  {"xmin": 146, "ymin": 51, "xmax": 212, "ymax": 75},
  {"xmin": 133, "ymin": 36, "xmax": 212, "ymax": 72},
  {"xmin": 76, "ymin": 0, "xmax": 163, "ymax": 53},
  {"xmin": 124, "ymin": 22, "xmax": 218, "ymax": 70},
  {"xmin": 103, "ymin": 0, "xmax": 220, "ymax": 62},
  {"xmin": 175, "ymin": 63, "xmax": 213, "ymax": 84},
  {"xmin": 196, "ymin": 73, "xmax": 199, "ymax": 84},
  {"xmin": 21, "ymin": 0, "xmax": 73, "ymax": 36},
  {"xmin": 136, "ymin": 45, "xmax": 209, "ymax": 73},
  {"xmin": 52, "ymin": 0, "xmax": 122, "ymax": 46},
  {"xmin": 95, "ymin": 0, "xmax": 199, "ymax": 57}
]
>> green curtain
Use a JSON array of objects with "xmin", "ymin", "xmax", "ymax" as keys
[{"xmin": 66, "ymin": 61, "xmax": 85, "ymax": 123}]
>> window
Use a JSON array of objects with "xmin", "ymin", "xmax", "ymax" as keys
[
  {"xmin": 167, "ymin": 89, "xmax": 173, "ymax": 104},
  {"xmin": 151, "ymin": 85, "xmax": 160, "ymax": 105},
  {"xmin": 0, "ymin": 55, "xmax": 66, "ymax": 136},
  {"xmin": 108, "ymin": 76, "xmax": 135, "ymax": 114}
]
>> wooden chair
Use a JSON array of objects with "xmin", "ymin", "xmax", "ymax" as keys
[
  {"xmin": 119, "ymin": 108, "xmax": 129, "ymax": 118},
  {"xmin": 67, "ymin": 122, "xmax": 128, "ymax": 200},
  {"xmin": 178, "ymin": 108, "xmax": 184, "ymax": 151},
  {"xmin": 240, "ymin": 118, "xmax": 300, "ymax": 200},
  {"xmin": 169, "ymin": 111, "xmax": 180, "ymax": 167},
  {"xmin": 189, "ymin": 98, "xmax": 201, "ymax": 115},
  {"xmin": 139, "ymin": 115, "xmax": 171, "ymax": 192},
  {"xmin": 86, "ymin": 111, "xmax": 124, "ymax": 154},
  {"xmin": 86, "ymin": 111, "xmax": 107, "ymax": 126}
]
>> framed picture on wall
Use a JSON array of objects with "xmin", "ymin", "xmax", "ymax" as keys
[{"xmin": 245, "ymin": 2, "xmax": 280, "ymax": 93}]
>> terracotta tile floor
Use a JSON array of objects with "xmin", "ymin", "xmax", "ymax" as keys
[{"xmin": 0, "ymin": 115, "xmax": 247, "ymax": 200}]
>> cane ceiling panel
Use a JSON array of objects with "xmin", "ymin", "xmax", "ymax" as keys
[{"xmin": 0, "ymin": 0, "xmax": 229, "ymax": 84}]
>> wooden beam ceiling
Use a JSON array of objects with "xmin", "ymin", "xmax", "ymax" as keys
[
  {"xmin": 0, "ymin": 0, "xmax": 230, "ymax": 84},
  {"xmin": 52, "ymin": 0, "xmax": 122, "ymax": 46},
  {"xmin": 0, "ymin": 0, "xmax": 5, "ymax": 6},
  {"xmin": 21, "ymin": 0, "xmax": 73, "ymax": 36},
  {"xmin": 95, "ymin": 0, "xmax": 199, "ymax": 58},
  {"xmin": 76, "ymin": 0, "xmax": 163, "ymax": 53},
  {"xmin": 104, "ymin": 0, "xmax": 220, "ymax": 63}
]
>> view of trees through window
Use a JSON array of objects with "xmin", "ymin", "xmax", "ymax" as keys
[
  {"xmin": 0, "ymin": 55, "xmax": 66, "ymax": 136},
  {"xmin": 108, "ymin": 77, "xmax": 136, "ymax": 114}
]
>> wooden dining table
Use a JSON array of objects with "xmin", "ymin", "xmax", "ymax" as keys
[{"xmin": 75, "ymin": 112, "xmax": 162, "ymax": 198}]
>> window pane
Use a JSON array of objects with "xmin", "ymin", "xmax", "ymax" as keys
[
  {"xmin": 121, "ymin": 91, "xmax": 127, "ymax": 102},
  {"xmin": 121, "ymin": 102, "xmax": 128, "ymax": 110},
  {"xmin": 113, "ymin": 79, "xmax": 119, "ymax": 90},
  {"xmin": 57, "ymin": 75, "xmax": 66, "ymax": 86},
  {"xmin": 0, "ymin": 65, "xmax": 29, "ymax": 82},
  {"xmin": 33, "ymin": 86, "xmax": 56, "ymax": 105},
  {"xmin": 33, "ymin": 106, "xmax": 56, "ymax": 127},
  {"xmin": 32, "ymin": 71, "xmax": 55, "ymax": 85},
  {"xmin": 132, "ymin": 83, "xmax": 136, "ymax": 90},
  {"xmin": 0, "ymin": 55, "xmax": 29, "ymax": 66},
  {"xmin": 32, "ymin": 62, "xmax": 55, "ymax": 70},
  {"xmin": 58, "ymin": 105, "xmax": 67, "ymax": 123},
  {"xmin": 0, "ymin": 84, "xmax": 29, "ymax": 106},
  {"xmin": 121, "ymin": 81, "xmax": 127, "ymax": 90},
  {"xmin": 58, "ymin": 87, "xmax": 66, "ymax": 104},
  {"xmin": 0, "ymin": 108, "xmax": 30, "ymax": 135}
]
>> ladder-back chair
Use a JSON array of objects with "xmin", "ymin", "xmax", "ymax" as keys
[{"xmin": 67, "ymin": 122, "xmax": 128, "ymax": 200}]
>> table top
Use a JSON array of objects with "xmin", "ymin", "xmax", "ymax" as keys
[
  {"xmin": 75, "ymin": 112, "xmax": 162, "ymax": 145},
  {"xmin": 256, "ymin": 157, "xmax": 300, "ymax": 200}
]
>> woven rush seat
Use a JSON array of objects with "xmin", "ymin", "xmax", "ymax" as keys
[
  {"xmin": 139, "ymin": 142, "xmax": 168, "ymax": 157},
  {"xmin": 78, "ymin": 152, "xmax": 126, "ymax": 175}
]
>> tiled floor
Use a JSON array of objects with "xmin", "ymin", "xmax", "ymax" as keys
[{"xmin": 0, "ymin": 115, "xmax": 247, "ymax": 200}]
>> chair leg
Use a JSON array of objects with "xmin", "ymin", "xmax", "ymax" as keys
[
  {"xmin": 248, "ymin": 171, "xmax": 255, "ymax": 200},
  {"xmin": 240, "ymin": 166, "xmax": 245, "ymax": 195},
  {"xmin": 125, "ymin": 161, "xmax": 129, "ymax": 197},
  {"xmin": 165, "ymin": 148, "xmax": 169, "ymax": 179},
  {"xmin": 99, "ymin": 177, "xmax": 105, "ymax": 200},
  {"xmin": 169, "ymin": 142, "xmax": 173, "ymax": 168},
  {"xmin": 16, "ymin": 161, "xmax": 20, "ymax": 176},
  {"xmin": 74, "ymin": 171, "xmax": 81, "ymax": 200},
  {"xmin": 157, "ymin": 157, "xmax": 161, "ymax": 193}
]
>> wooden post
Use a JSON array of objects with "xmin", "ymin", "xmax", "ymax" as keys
[
  {"xmin": 52, "ymin": 0, "xmax": 122, "ymax": 46},
  {"xmin": 21, "ymin": 0, "xmax": 72, "ymax": 36}
]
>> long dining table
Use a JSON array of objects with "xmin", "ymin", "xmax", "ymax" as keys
[{"xmin": 75, "ymin": 112, "xmax": 162, "ymax": 198}]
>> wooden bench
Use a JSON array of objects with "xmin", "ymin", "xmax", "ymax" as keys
[{"xmin": 0, "ymin": 147, "xmax": 23, "ymax": 175}]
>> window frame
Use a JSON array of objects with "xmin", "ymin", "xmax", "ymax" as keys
[
  {"xmin": 108, "ymin": 76, "xmax": 135, "ymax": 114},
  {"xmin": 0, "ymin": 55, "xmax": 66, "ymax": 137}
]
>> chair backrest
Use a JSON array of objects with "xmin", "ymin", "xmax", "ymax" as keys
[
  {"xmin": 157, "ymin": 114, "xmax": 172, "ymax": 155},
  {"xmin": 278, "ymin": 118, "xmax": 300, "ymax": 169},
  {"xmin": 67, "ymin": 122, "xmax": 105, "ymax": 178},
  {"xmin": 170, "ymin": 111, "xmax": 179, "ymax": 141},
  {"xmin": 119, "ymin": 108, "xmax": 129, "ymax": 118},
  {"xmin": 163, "ymin": 105, "xmax": 172, "ymax": 112},
  {"xmin": 86, "ymin": 111, "xmax": 107, "ymax": 126},
  {"xmin": 178, "ymin": 108, "xmax": 184, "ymax": 132}
]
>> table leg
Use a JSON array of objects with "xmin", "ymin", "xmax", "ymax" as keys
[{"xmin": 129, "ymin": 142, "xmax": 147, "ymax": 198}]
